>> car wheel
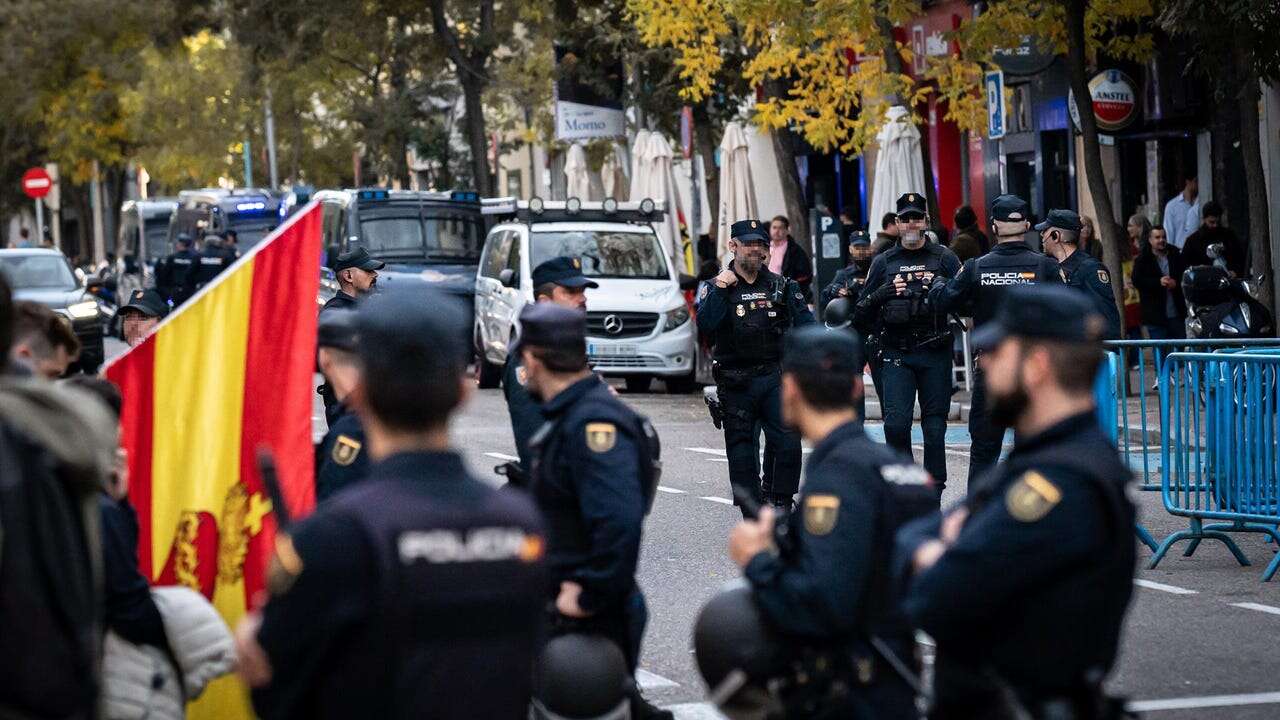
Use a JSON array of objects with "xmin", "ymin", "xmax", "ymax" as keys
[
  {"xmin": 624, "ymin": 375, "xmax": 653, "ymax": 394},
  {"xmin": 477, "ymin": 355, "xmax": 503, "ymax": 389},
  {"xmin": 664, "ymin": 372, "xmax": 698, "ymax": 394}
]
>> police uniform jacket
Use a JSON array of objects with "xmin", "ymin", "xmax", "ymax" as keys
[
  {"xmin": 320, "ymin": 291, "xmax": 357, "ymax": 315},
  {"xmin": 927, "ymin": 241, "xmax": 1062, "ymax": 328},
  {"xmin": 253, "ymin": 451, "xmax": 547, "ymax": 720},
  {"xmin": 1059, "ymin": 249, "xmax": 1121, "ymax": 339},
  {"xmin": 854, "ymin": 242, "xmax": 961, "ymax": 348},
  {"xmin": 191, "ymin": 249, "xmax": 228, "ymax": 288},
  {"xmin": 314, "ymin": 402, "xmax": 369, "ymax": 502},
  {"xmin": 503, "ymin": 356, "xmax": 543, "ymax": 470},
  {"xmin": 695, "ymin": 264, "xmax": 815, "ymax": 369},
  {"xmin": 819, "ymin": 261, "xmax": 873, "ymax": 310},
  {"xmin": 154, "ymin": 249, "xmax": 198, "ymax": 304},
  {"xmin": 530, "ymin": 376, "xmax": 647, "ymax": 615},
  {"xmin": 897, "ymin": 412, "xmax": 1135, "ymax": 707}
]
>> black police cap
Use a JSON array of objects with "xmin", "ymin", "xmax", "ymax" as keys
[
  {"xmin": 990, "ymin": 194, "xmax": 1030, "ymax": 222},
  {"xmin": 847, "ymin": 230, "xmax": 871, "ymax": 246},
  {"xmin": 1034, "ymin": 208, "xmax": 1084, "ymax": 233},
  {"xmin": 119, "ymin": 289, "xmax": 169, "ymax": 319},
  {"xmin": 730, "ymin": 219, "xmax": 769, "ymax": 245},
  {"xmin": 531, "ymin": 256, "xmax": 599, "ymax": 289},
  {"xmin": 317, "ymin": 309, "xmax": 359, "ymax": 352},
  {"xmin": 334, "ymin": 247, "xmax": 386, "ymax": 272},
  {"xmin": 510, "ymin": 302, "xmax": 587, "ymax": 356},
  {"xmin": 356, "ymin": 286, "xmax": 468, "ymax": 370},
  {"xmin": 971, "ymin": 285, "xmax": 1106, "ymax": 352},
  {"xmin": 783, "ymin": 324, "xmax": 863, "ymax": 375},
  {"xmin": 895, "ymin": 193, "xmax": 927, "ymax": 219}
]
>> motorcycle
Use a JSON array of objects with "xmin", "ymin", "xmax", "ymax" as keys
[{"xmin": 1182, "ymin": 244, "xmax": 1274, "ymax": 339}]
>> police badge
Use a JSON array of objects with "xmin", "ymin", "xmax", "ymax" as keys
[{"xmin": 736, "ymin": 304, "xmax": 746, "ymax": 317}]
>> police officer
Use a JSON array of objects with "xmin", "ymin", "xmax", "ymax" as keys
[
  {"xmin": 696, "ymin": 219, "xmax": 815, "ymax": 513},
  {"xmin": 235, "ymin": 287, "xmax": 547, "ymax": 719},
  {"xmin": 322, "ymin": 248, "xmax": 384, "ymax": 314},
  {"xmin": 855, "ymin": 193, "xmax": 960, "ymax": 496},
  {"xmin": 190, "ymin": 235, "xmax": 230, "ymax": 291},
  {"xmin": 820, "ymin": 229, "xmax": 880, "ymax": 423},
  {"xmin": 1039, "ymin": 209, "xmax": 1121, "ymax": 340},
  {"xmin": 313, "ymin": 310, "xmax": 369, "ymax": 502},
  {"xmin": 153, "ymin": 233, "xmax": 198, "ymax": 307},
  {"xmin": 221, "ymin": 229, "xmax": 241, "ymax": 262},
  {"xmin": 727, "ymin": 325, "xmax": 933, "ymax": 719},
  {"xmin": 504, "ymin": 256, "xmax": 597, "ymax": 475},
  {"xmin": 896, "ymin": 285, "xmax": 1135, "ymax": 719},
  {"xmin": 516, "ymin": 303, "xmax": 669, "ymax": 720},
  {"xmin": 928, "ymin": 194, "xmax": 1063, "ymax": 484}
]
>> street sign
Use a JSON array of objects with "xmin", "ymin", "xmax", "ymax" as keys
[
  {"xmin": 985, "ymin": 70, "xmax": 1006, "ymax": 140},
  {"xmin": 21, "ymin": 167, "xmax": 52, "ymax": 199}
]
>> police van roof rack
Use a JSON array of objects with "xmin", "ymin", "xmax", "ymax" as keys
[{"xmin": 482, "ymin": 196, "xmax": 667, "ymax": 225}]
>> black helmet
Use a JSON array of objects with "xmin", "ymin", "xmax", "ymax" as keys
[
  {"xmin": 1181, "ymin": 265, "xmax": 1231, "ymax": 307},
  {"xmin": 693, "ymin": 583, "xmax": 786, "ymax": 710},
  {"xmin": 823, "ymin": 297, "xmax": 853, "ymax": 329},
  {"xmin": 532, "ymin": 634, "xmax": 633, "ymax": 720}
]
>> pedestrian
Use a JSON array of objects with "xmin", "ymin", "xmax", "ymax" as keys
[
  {"xmin": 1131, "ymin": 225, "xmax": 1187, "ymax": 340},
  {"xmin": 855, "ymin": 193, "xmax": 960, "ymax": 497},
  {"xmin": 897, "ymin": 284, "xmax": 1136, "ymax": 719},
  {"xmin": 504, "ymin": 256, "xmax": 598, "ymax": 476},
  {"xmin": 118, "ymin": 289, "xmax": 169, "ymax": 347},
  {"xmin": 1079, "ymin": 215, "xmax": 1104, "ymax": 260},
  {"xmin": 1180, "ymin": 201, "xmax": 1246, "ymax": 276},
  {"xmin": 928, "ymin": 194, "xmax": 1062, "ymax": 485},
  {"xmin": 1039, "ymin": 209, "xmax": 1121, "ymax": 339},
  {"xmin": 8, "ymin": 301, "xmax": 81, "ymax": 378},
  {"xmin": 768, "ymin": 215, "xmax": 814, "ymax": 302},
  {"xmin": 222, "ymin": 229, "xmax": 241, "ymax": 262},
  {"xmin": 727, "ymin": 324, "xmax": 933, "ymax": 719},
  {"xmin": 235, "ymin": 287, "xmax": 547, "ymax": 719},
  {"xmin": 1122, "ymin": 215, "xmax": 1149, "ymax": 345},
  {"xmin": 322, "ymin": 247, "xmax": 383, "ymax": 314},
  {"xmin": 948, "ymin": 205, "xmax": 989, "ymax": 263},
  {"xmin": 696, "ymin": 219, "xmax": 815, "ymax": 514},
  {"xmin": 1162, "ymin": 173, "xmax": 1201, "ymax": 250},
  {"xmin": 189, "ymin": 235, "xmax": 230, "ymax": 292},
  {"xmin": 153, "ymin": 233, "xmax": 198, "ymax": 307},
  {"xmin": 313, "ymin": 310, "xmax": 370, "ymax": 502},
  {"xmin": 820, "ymin": 230, "xmax": 881, "ymax": 422},
  {"xmin": 515, "ymin": 302, "xmax": 670, "ymax": 720},
  {"xmin": 873, "ymin": 212, "xmax": 900, "ymax": 255}
]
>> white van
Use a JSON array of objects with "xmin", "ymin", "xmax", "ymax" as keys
[{"xmin": 474, "ymin": 199, "xmax": 698, "ymax": 393}]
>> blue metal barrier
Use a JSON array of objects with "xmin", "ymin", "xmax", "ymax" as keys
[{"xmin": 1149, "ymin": 352, "xmax": 1280, "ymax": 581}]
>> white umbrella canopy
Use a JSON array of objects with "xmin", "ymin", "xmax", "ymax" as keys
[
  {"xmin": 631, "ymin": 133, "xmax": 686, "ymax": 272},
  {"xmin": 629, "ymin": 129, "xmax": 652, "ymax": 189},
  {"xmin": 716, "ymin": 121, "xmax": 759, "ymax": 262},
  {"xmin": 868, "ymin": 105, "xmax": 926, "ymax": 237},
  {"xmin": 600, "ymin": 143, "xmax": 628, "ymax": 200},
  {"xmin": 564, "ymin": 142, "xmax": 592, "ymax": 201}
]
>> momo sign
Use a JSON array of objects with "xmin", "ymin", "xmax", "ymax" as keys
[
  {"xmin": 1088, "ymin": 70, "xmax": 1137, "ymax": 131},
  {"xmin": 555, "ymin": 101, "xmax": 625, "ymax": 140}
]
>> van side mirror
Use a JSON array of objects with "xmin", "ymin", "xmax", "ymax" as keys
[
  {"xmin": 678, "ymin": 273, "xmax": 699, "ymax": 291},
  {"xmin": 499, "ymin": 268, "xmax": 517, "ymax": 288}
]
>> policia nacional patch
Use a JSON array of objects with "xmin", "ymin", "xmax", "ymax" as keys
[
  {"xmin": 1005, "ymin": 471, "xmax": 1062, "ymax": 522},
  {"xmin": 585, "ymin": 422, "xmax": 617, "ymax": 453},
  {"xmin": 803, "ymin": 494, "xmax": 840, "ymax": 535},
  {"xmin": 332, "ymin": 435, "xmax": 362, "ymax": 466}
]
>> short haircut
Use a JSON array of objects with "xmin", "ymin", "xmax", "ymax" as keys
[
  {"xmin": 771, "ymin": 215, "xmax": 789, "ymax": 228},
  {"xmin": 527, "ymin": 344, "xmax": 587, "ymax": 373},
  {"xmin": 1150, "ymin": 224, "xmax": 1167, "ymax": 236},
  {"xmin": 881, "ymin": 212, "xmax": 898, "ymax": 230},
  {"xmin": 1053, "ymin": 228, "xmax": 1079, "ymax": 245},
  {"xmin": 786, "ymin": 366, "xmax": 858, "ymax": 412},
  {"xmin": 0, "ymin": 273, "xmax": 11, "ymax": 360},
  {"xmin": 12, "ymin": 302, "xmax": 80, "ymax": 359},
  {"xmin": 954, "ymin": 205, "xmax": 977, "ymax": 229},
  {"xmin": 1024, "ymin": 338, "xmax": 1103, "ymax": 394},
  {"xmin": 360, "ymin": 339, "xmax": 464, "ymax": 433},
  {"xmin": 1202, "ymin": 201, "xmax": 1223, "ymax": 218},
  {"xmin": 63, "ymin": 376, "xmax": 122, "ymax": 420},
  {"xmin": 534, "ymin": 282, "xmax": 557, "ymax": 300}
]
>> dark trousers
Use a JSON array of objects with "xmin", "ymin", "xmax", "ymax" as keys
[
  {"xmin": 881, "ymin": 347, "xmax": 952, "ymax": 492},
  {"xmin": 967, "ymin": 368, "xmax": 1003, "ymax": 485},
  {"xmin": 855, "ymin": 336, "xmax": 880, "ymax": 425},
  {"xmin": 1144, "ymin": 317, "xmax": 1185, "ymax": 340},
  {"xmin": 719, "ymin": 368, "xmax": 802, "ymax": 505}
]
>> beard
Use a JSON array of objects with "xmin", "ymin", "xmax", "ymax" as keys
[
  {"xmin": 737, "ymin": 252, "xmax": 764, "ymax": 273},
  {"xmin": 900, "ymin": 230, "xmax": 924, "ymax": 249},
  {"xmin": 987, "ymin": 380, "xmax": 1030, "ymax": 429}
]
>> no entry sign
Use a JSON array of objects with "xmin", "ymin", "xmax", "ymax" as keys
[{"xmin": 21, "ymin": 167, "xmax": 52, "ymax": 199}]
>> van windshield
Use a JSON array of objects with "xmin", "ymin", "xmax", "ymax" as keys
[
  {"xmin": 359, "ymin": 213, "xmax": 482, "ymax": 262},
  {"xmin": 529, "ymin": 230, "xmax": 669, "ymax": 279}
]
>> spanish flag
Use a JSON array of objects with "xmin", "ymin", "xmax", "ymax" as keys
[{"xmin": 105, "ymin": 202, "xmax": 323, "ymax": 718}]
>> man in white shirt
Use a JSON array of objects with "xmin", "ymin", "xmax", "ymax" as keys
[{"xmin": 1162, "ymin": 174, "xmax": 1201, "ymax": 250}]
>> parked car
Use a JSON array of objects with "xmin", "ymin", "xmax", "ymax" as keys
[
  {"xmin": 0, "ymin": 248, "xmax": 105, "ymax": 373},
  {"xmin": 474, "ymin": 198, "xmax": 699, "ymax": 393}
]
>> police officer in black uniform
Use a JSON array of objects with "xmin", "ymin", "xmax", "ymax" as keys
[
  {"xmin": 189, "ymin": 235, "xmax": 230, "ymax": 292},
  {"xmin": 153, "ymin": 233, "xmax": 198, "ymax": 307},
  {"xmin": 820, "ymin": 229, "xmax": 880, "ymax": 423},
  {"xmin": 1039, "ymin": 209, "xmax": 1121, "ymax": 340},
  {"xmin": 696, "ymin": 219, "xmax": 815, "ymax": 514},
  {"xmin": 504, "ymin": 256, "xmax": 597, "ymax": 475},
  {"xmin": 515, "ymin": 302, "xmax": 670, "ymax": 720},
  {"xmin": 728, "ymin": 325, "xmax": 934, "ymax": 719},
  {"xmin": 321, "ymin": 248, "xmax": 384, "ymax": 315},
  {"xmin": 928, "ymin": 194, "xmax": 1063, "ymax": 484},
  {"xmin": 313, "ymin": 310, "xmax": 370, "ymax": 502},
  {"xmin": 897, "ymin": 285, "xmax": 1135, "ymax": 720},
  {"xmin": 856, "ymin": 193, "xmax": 960, "ymax": 495},
  {"xmin": 236, "ymin": 287, "xmax": 547, "ymax": 720}
]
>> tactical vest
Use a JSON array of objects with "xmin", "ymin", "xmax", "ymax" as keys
[
  {"xmin": 723, "ymin": 274, "xmax": 792, "ymax": 364},
  {"xmin": 877, "ymin": 247, "xmax": 950, "ymax": 350},
  {"xmin": 192, "ymin": 252, "xmax": 227, "ymax": 287},
  {"xmin": 969, "ymin": 245, "xmax": 1058, "ymax": 327}
]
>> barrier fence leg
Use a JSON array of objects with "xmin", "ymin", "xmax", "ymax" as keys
[
  {"xmin": 1148, "ymin": 518, "xmax": 1251, "ymax": 570},
  {"xmin": 1135, "ymin": 524, "xmax": 1159, "ymax": 553}
]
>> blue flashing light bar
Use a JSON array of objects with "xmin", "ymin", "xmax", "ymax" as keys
[
  {"xmin": 451, "ymin": 191, "xmax": 480, "ymax": 203},
  {"xmin": 358, "ymin": 188, "xmax": 391, "ymax": 201}
]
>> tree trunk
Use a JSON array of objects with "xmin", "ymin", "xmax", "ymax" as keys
[
  {"xmin": 460, "ymin": 78, "xmax": 492, "ymax": 196},
  {"xmin": 1234, "ymin": 58, "xmax": 1274, "ymax": 318},
  {"xmin": 693, "ymin": 104, "xmax": 720, "ymax": 234},
  {"xmin": 1066, "ymin": 0, "xmax": 1125, "ymax": 317}
]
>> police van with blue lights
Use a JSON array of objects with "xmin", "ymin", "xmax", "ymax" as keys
[
  {"xmin": 314, "ymin": 187, "xmax": 486, "ymax": 339},
  {"xmin": 474, "ymin": 197, "xmax": 699, "ymax": 393},
  {"xmin": 166, "ymin": 188, "xmax": 288, "ymax": 255}
]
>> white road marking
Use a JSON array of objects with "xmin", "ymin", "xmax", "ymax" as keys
[
  {"xmin": 1230, "ymin": 602, "xmax": 1280, "ymax": 616},
  {"xmin": 656, "ymin": 486, "xmax": 686, "ymax": 494},
  {"xmin": 636, "ymin": 669, "xmax": 679, "ymax": 690},
  {"xmin": 483, "ymin": 452, "xmax": 520, "ymax": 462},
  {"xmin": 686, "ymin": 447, "xmax": 727, "ymax": 456},
  {"xmin": 1133, "ymin": 579, "xmax": 1198, "ymax": 595},
  {"xmin": 710, "ymin": 458, "xmax": 729, "ymax": 463},
  {"xmin": 1128, "ymin": 691, "xmax": 1280, "ymax": 712},
  {"xmin": 667, "ymin": 703, "xmax": 726, "ymax": 720},
  {"xmin": 700, "ymin": 496, "xmax": 734, "ymax": 505}
]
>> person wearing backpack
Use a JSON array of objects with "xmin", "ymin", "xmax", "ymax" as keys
[{"xmin": 726, "ymin": 324, "xmax": 936, "ymax": 718}]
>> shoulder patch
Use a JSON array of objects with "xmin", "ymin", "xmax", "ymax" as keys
[
  {"xmin": 516, "ymin": 364, "xmax": 528, "ymax": 386},
  {"xmin": 698, "ymin": 283, "xmax": 709, "ymax": 301},
  {"xmin": 803, "ymin": 494, "xmax": 840, "ymax": 535},
  {"xmin": 795, "ymin": 292, "xmax": 804, "ymax": 300},
  {"xmin": 1005, "ymin": 470, "xmax": 1062, "ymax": 522},
  {"xmin": 1097, "ymin": 269, "xmax": 1110, "ymax": 284},
  {"xmin": 585, "ymin": 422, "xmax": 617, "ymax": 453},
  {"xmin": 332, "ymin": 434, "xmax": 362, "ymax": 466}
]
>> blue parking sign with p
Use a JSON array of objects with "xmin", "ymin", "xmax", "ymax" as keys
[{"xmin": 986, "ymin": 70, "xmax": 1006, "ymax": 140}]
